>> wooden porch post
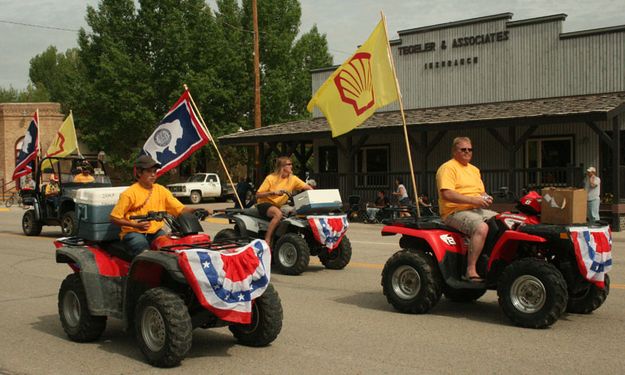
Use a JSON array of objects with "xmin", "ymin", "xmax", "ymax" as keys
[{"xmin": 612, "ymin": 115, "xmax": 621, "ymax": 202}]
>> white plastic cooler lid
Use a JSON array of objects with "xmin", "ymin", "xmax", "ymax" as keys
[{"xmin": 73, "ymin": 186, "xmax": 129, "ymax": 206}]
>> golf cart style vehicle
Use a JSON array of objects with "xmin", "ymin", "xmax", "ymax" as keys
[
  {"xmin": 21, "ymin": 156, "xmax": 112, "ymax": 236},
  {"xmin": 217, "ymin": 189, "xmax": 352, "ymax": 275},
  {"xmin": 55, "ymin": 187, "xmax": 282, "ymax": 367},
  {"xmin": 380, "ymin": 191, "xmax": 612, "ymax": 328}
]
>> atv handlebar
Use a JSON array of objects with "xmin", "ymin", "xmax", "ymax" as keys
[
  {"xmin": 130, "ymin": 211, "xmax": 169, "ymax": 222},
  {"xmin": 131, "ymin": 208, "xmax": 209, "ymax": 222}
]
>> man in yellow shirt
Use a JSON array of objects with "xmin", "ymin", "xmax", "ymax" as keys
[
  {"xmin": 73, "ymin": 165, "xmax": 95, "ymax": 183},
  {"xmin": 110, "ymin": 155, "xmax": 202, "ymax": 257},
  {"xmin": 436, "ymin": 137, "xmax": 497, "ymax": 282},
  {"xmin": 256, "ymin": 156, "xmax": 313, "ymax": 245}
]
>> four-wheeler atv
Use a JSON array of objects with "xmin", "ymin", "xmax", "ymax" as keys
[
  {"xmin": 380, "ymin": 191, "xmax": 611, "ymax": 328},
  {"xmin": 55, "ymin": 210, "xmax": 282, "ymax": 367},
  {"xmin": 21, "ymin": 156, "xmax": 112, "ymax": 236},
  {"xmin": 215, "ymin": 190, "xmax": 352, "ymax": 275}
]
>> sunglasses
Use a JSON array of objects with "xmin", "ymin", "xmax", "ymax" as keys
[{"xmin": 458, "ymin": 148, "xmax": 473, "ymax": 153}]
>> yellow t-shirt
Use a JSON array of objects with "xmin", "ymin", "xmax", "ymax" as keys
[
  {"xmin": 256, "ymin": 174, "xmax": 307, "ymax": 207},
  {"xmin": 436, "ymin": 158, "xmax": 485, "ymax": 219},
  {"xmin": 45, "ymin": 183, "xmax": 59, "ymax": 196},
  {"xmin": 73, "ymin": 174, "xmax": 95, "ymax": 183},
  {"xmin": 110, "ymin": 183, "xmax": 185, "ymax": 239}
]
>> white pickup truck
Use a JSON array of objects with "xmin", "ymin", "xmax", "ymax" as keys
[{"xmin": 166, "ymin": 173, "xmax": 234, "ymax": 204}]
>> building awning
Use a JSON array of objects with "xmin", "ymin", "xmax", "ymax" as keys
[{"xmin": 219, "ymin": 92, "xmax": 625, "ymax": 145}]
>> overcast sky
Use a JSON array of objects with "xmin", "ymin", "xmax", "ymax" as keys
[{"xmin": 1, "ymin": 0, "xmax": 624, "ymax": 89}]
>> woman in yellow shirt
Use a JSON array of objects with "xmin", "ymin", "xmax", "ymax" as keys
[{"xmin": 255, "ymin": 156, "xmax": 313, "ymax": 245}]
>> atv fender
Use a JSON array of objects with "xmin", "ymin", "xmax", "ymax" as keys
[
  {"xmin": 123, "ymin": 251, "xmax": 188, "ymax": 328},
  {"xmin": 488, "ymin": 231, "xmax": 547, "ymax": 269},
  {"xmin": 381, "ymin": 225, "xmax": 465, "ymax": 262},
  {"xmin": 229, "ymin": 215, "xmax": 250, "ymax": 238},
  {"xmin": 233, "ymin": 213, "xmax": 266, "ymax": 235},
  {"xmin": 276, "ymin": 217, "xmax": 306, "ymax": 237},
  {"xmin": 56, "ymin": 246, "xmax": 125, "ymax": 319}
]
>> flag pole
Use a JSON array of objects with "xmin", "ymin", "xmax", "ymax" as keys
[
  {"xmin": 380, "ymin": 13, "xmax": 421, "ymax": 218},
  {"xmin": 35, "ymin": 108, "xmax": 41, "ymax": 181},
  {"xmin": 183, "ymin": 84, "xmax": 244, "ymax": 209}
]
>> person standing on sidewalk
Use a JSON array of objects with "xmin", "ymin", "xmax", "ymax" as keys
[{"xmin": 585, "ymin": 166, "xmax": 601, "ymax": 223}]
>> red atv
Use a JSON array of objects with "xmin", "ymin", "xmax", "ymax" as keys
[
  {"xmin": 55, "ymin": 210, "xmax": 282, "ymax": 367},
  {"xmin": 380, "ymin": 191, "xmax": 611, "ymax": 328}
]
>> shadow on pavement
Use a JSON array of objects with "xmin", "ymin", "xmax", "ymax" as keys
[
  {"xmin": 32, "ymin": 313, "xmax": 238, "ymax": 363},
  {"xmin": 333, "ymin": 291, "xmax": 396, "ymax": 312},
  {"xmin": 334, "ymin": 291, "xmax": 511, "ymax": 326}
]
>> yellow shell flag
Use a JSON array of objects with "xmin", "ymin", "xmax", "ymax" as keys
[
  {"xmin": 41, "ymin": 112, "xmax": 80, "ymax": 170},
  {"xmin": 307, "ymin": 18, "xmax": 399, "ymax": 137}
]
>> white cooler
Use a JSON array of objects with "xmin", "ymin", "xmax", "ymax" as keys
[
  {"xmin": 74, "ymin": 186, "xmax": 129, "ymax": 241},
  {"xmin": 294, "ymin": 189, "xmax": 342, "ymax": 214}
]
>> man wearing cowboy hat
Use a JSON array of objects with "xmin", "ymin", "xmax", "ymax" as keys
[{"xmin": 584, "ymin": 166, "xmax": 601, "ymax": 223}]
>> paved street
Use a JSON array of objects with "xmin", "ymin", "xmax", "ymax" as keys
[{"xmin": 0, "ymin": 203, "xmax": 623, "ymax": 374}]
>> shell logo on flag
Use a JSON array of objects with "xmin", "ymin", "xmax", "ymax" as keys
[{"xmin": 333, "ymin": 52, "xmax": 375, "ymax": 116}]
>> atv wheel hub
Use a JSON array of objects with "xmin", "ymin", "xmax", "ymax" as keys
[
  {"xmin": 141, "ymin": 306, "xmax": 166, "ymax": 352},
  {"xmin": 62, "ymin": 290, "xmax": 81, "ymax": 327},
  {"xmin": 392, "ymin": 265, "xmax": 421, "ymax": 299},
  {"xmin": 510, "ymin": 275, "xmax": 546, "ymax": 313},
  {"xmin": 278, "ymin": 243, "xmax": 298, "ymax": 267}
]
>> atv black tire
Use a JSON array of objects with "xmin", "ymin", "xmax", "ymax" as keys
[
  {"xmin": 189, "ymin": 191, "xmax": 202, "ymax": 204},
  {"xmin": 229, "ymin": 283, "xmax": 283, "ymax": 346},
  {"xmin": 319, "ymin": 236, "xmax": 352, "ymax": 270},
  {"xmin": 22, "ymin": 209, "xmax": 42, "ymax": 236},
  {"xmin": 274, "ymin": 233, "xmax": 310, "ymax": 275},
  {"xmin": 58, "ymin": 273, "xmax": 107, "ymax": 342},
  {"xmin": 61, "ymin": 210, "xmax": 77, "ymax": 236},
  {"xmin": 214, "ymin": 228, "xmax": 238, "ymax": 242},
  {"xmin": 135, "ymin": 288, "xmax": 192, "ymax": 368},
  {"xmin": 443, "ymin": 287, "xmax": 487, "ymax": 302},
  {"xmin": 381, "ymin": 249, "xmax": 443, "ymax": 314},
  {"xmin": 566, "ymin": 274, "xmax": 610, "ymax": 314},
  {"xmin": 497, "ymin": 258, "xmax": 568, "ymax": 329}
]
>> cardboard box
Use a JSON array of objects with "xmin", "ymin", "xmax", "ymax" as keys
[
  {"xmin": 294, "ymin": 189, "xmax": 342, "ymax": 214},
  {"xmin": 541, "ymin": 187, "xmax": 587, "ymax": 225}
]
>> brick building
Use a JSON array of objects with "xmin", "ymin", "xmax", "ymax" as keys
[{"xmin": 0, "ymin": 102, "xmax": 64, "ymax": 188}]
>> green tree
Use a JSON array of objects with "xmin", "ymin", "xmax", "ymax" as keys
[
  {"xmin": 290, "ymin": 25, "xmax": 333, "ymax": 116},
  {"xmin": 29, "ymin": 46, "xmax": 85, "ymax": 113},
  {"xmin": 0, "ymin": 84, "xmax": 49, "ymax": 103},
  {"xmin": 26, "ymin": 0, "xmax": 333, "ymax": 173}
]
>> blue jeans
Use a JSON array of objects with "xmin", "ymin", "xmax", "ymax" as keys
[
  {"xmin": 587, "ymin": 199, "xmax": 600, "ymax": 223},
  {"xmin": 123, "ymin": 230, "xmax": 166, "ymax": 257}
]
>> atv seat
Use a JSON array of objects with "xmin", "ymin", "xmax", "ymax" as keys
[
  {"xmin": 100, "ymin": 241, "xmax": 135, "ymax": 262},
  {"xmin": 401, "ymin": 216, "xmax": 463, "ymax": 233}
]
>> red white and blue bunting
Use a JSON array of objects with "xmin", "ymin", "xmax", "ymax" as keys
[{"xmin": 176, "ymin": 239, "xmax": 271, "ymax": 324}]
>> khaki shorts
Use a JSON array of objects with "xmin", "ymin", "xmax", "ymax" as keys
[{"xmin": 443, "ymin": 209, "xmax": 498, "ymax": 236}]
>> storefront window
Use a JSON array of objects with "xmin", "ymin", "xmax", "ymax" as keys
[
  {"xmin": 319, "ymin": 146, "xmax": 338, "ymax": 173},
  {"xmin": 526, "ymin": 137, "xmax": 573, "ymax": 186},
  {"xmin": 354, "ymin": 146, "xmax": 389, "ymax": 187}
]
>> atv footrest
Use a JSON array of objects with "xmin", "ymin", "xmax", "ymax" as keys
[{"xmin": 446, "ymin": 277, "xmax": 488, "ymax": 290}]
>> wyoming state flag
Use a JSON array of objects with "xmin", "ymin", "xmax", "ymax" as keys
[
  {"xmin": 142, "ymin": 90, "xmax": 211, "ymax": 177},
  {"xmin": 12, "ymin": 111, "xmax": 39, "ymax": 180},
  {"xmin": 307, "ymin": 18, "xmax": 399, "ymax": 137}
]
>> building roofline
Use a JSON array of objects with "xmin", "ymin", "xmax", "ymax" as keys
[
  {"xmin": 560, "ymin": 24, "xmax": 625, "ymax": 39},
  {"xmin": 397, "ymin": 13, "xmax": 513, "ymax": 36},
  {"xmin": 506, "ymin": 14, "xmax": 567, "ymax": 28},
  {"xmin": 310, "ymin": 65, "xmax": 340, "ymax": 74}
]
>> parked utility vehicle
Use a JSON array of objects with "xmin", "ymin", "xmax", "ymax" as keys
[
  {"xmin": 380, "ymin": 191, "xmax": 611, "ymax": 328},
  {"xmin": 21, "ymin": 156, "xmax": 111, "ymax": 236},
  {"xmin": 166, "ymin": 173, "xmax": 234, "ymax": 204}
]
